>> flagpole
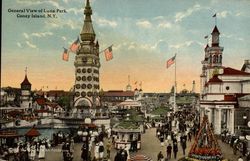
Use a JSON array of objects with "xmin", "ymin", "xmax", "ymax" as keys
[
  {"xmin": 99, "ymin": 44, "xmax": 113, "ymax": 54},
  {"xmin": 174, "ymin": 53, "xmax": 177, "ymax": 113}
]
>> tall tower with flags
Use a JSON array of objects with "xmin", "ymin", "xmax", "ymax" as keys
[
  {"xmin": 200, "ymin": 25, "xmax": 224, "ymax": 96},
  {"xmin": 20, "ymin": 68, "xmax": 32, "ymax": 108},
  {"xmin": 73, "ymin": 0, "xmax": 100, "ymax": 112}
]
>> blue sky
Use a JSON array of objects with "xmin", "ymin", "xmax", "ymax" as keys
[{"xmin": 2, "ymin": 0, "xmax": 250, "ymax": 92}]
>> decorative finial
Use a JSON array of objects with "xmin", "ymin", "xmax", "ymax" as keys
[{"xmin": 25, "ymin": 67, "xmax": 27, "ymax": 76}]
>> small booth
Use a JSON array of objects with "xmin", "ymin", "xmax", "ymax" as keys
[
  {"xmin": 112, "ymin": 121, "xmax": 141, "ymax": 151},
  {"xmin": 0, "ymin": 130, "xmax": 22, "ymax": 147}
]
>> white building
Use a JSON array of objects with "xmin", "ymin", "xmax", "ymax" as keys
[{"xmin": 200, "ymin": 25, "xmax": 250, "ymax": 135}]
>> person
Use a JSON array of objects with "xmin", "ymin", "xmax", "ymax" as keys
[
  {"xmin": 173, "ymin": 142, "xmax": 178, "ymax": 159},
  {"xmin": 30, "ymin": 143, "xmax": 36, "ymax": 161},
  {"xmin": 99, "ymin": 141, "xmax": 104, "ymax": 160},
  {"xmin": 238, "ymin": 156, "xmax": 243, "ymax": 161},
  {"xmin": 38, "ymin": 143, "xmax": 46, "ymax": 159},
  {"xmin": 157, "ymin": 151, "xmax": 164, "ymax": 161},
  {"xmin": 166, "ymin": 144, "xmax": 172, "ymax": 160},
  {"xmin": 124, "ymin": 145, "xmax": 130, "ymax": 161},
  {"xmin": 181, "ymin": 140, "xmax": 186, "ymax": 155},
  {"xmin": 94, "ymin": 142, "xmax": 99, "ymax": 160},
  {"xmin": 106, "ymin": 140, "xmax": 111, "ymax": 159},
  {"xmin": 81, "ymin": 143, "xmax": 88, "ymax": 161}
]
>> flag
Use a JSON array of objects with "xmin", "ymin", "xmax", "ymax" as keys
[
  {"xmin": 62, "ymin": 47, "xmax": 69, "ymax": 61},
  {"xmin": 204, "ymin": 35, "xmax": 208, "ymax": 39},
  {"xmin": 70, "ymin": 37, "xmax": 80, "ymax": 53},
  {"xmin": 104, "ymin": 46, "xmax": 113, "ymax": 61},
  {"xmin": 134, "ymin": 81, "xmax": 137, "ymax": 85},
  {"xmin": 212, "ymin": 13, "xmax": 216, "ymax": 17},
  {"xmin": 166, "ymin": 55, "xmax": 176, "ymax": 68}
]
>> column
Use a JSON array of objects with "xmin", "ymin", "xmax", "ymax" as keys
[
  {"xmin": 214, "ymin": 108, "xmax": 221, "ymax": 135},
  {"xmin": 230, "ymin": 108, "xmax": 235, "ymax": 134}
]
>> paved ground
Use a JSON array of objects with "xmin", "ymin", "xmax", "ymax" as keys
[{"xmin": 40, "ymin": 128, "xmax": 244, "ymax": 161}]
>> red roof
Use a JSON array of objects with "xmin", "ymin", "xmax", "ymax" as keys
[
  {"xmin": 35, "ymin": 98, "xmax": 46, "ymax": 105},
  {"xmin": 222, "ymin": 67, "xmax": 250, "ymax": 76},
  {"xmin": 104, "ymin": 90, "xmax": 134, "ymax": 97},
  {"xmin": 224, "ymin": 95, "xmax": 237, "ymax": 101},
  {"xmin": 21, "ymin": 75, "xmax": 31, "ymax": 86},
  {"xmin": 25, "ymin": 127, "xmax": 40, "ymax": 137},
  {"xmin": 208, "ymin": 75, "xmax": 223, "ymax": 83},
  {"xmin": 212, "ymin": 25, "xmax": 220, "ymax": 34}
]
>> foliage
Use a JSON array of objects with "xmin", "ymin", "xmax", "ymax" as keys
[{"xmin": 151, "ymin": 106, "xmax": 169, "ymax": 115}]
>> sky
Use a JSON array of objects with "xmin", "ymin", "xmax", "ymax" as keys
[{"xmin": 1, "ymin": 0, "xmax": 250, "ymax": 93}]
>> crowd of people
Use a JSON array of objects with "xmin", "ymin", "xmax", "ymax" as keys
[
  {"xmin": 156, "ymin": 110, "xmax": 199, "ymax": 161},
  {"xmin": 0, "ymin": 138, "xmax": 51, "ymax": 161}
]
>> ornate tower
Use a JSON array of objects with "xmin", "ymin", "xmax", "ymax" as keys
[
  {"xmin": 200, "ymin": 25, "xmax": 224, "ymax": 97},
  {"xmin": 20, "ymin": 68, "xmax": 32, "ymax": 108},
  {"xmin": 74, "ymin": 0, "xmax": 100, "ymax": 111},
  {"xmin": 126, "ymin": 75, "xmax": 132, "ymax": 91}
]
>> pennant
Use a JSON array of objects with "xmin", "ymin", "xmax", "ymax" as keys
[
  {"xmin": 62, "ymin": 47, "xmax": 69, "ymax": 61},
  {"xmin": 134, "ymin": 81, "xmax": 137, "ymax": 85},
  {"xmin": 70, "ymin": 37, "xmax": 80, "ymax": 53},
  {"xmin": 204, "ymin": 35, "xmax": 208, "ymax": 39},
  {"xmin": 104, "ymin": 46, "xmax": 113, "ymax": 61},
  {"xmin": 166, "ymin": 55, "xmax": 176, "ymax": 68},
  {"xmin": 212, "ymin": 13, "xmax": 216, "ymax": 17}
]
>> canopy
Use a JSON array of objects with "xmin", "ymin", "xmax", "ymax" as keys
[{"xmin": 25, "ymin": 127, "xmax": 41, "ymax": 137}]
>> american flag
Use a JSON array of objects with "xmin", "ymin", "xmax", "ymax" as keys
[
  {"xmin": 104, "ymin": 46, "xmax": 113, "ymax": 61},
  {"xmin": 166, "ymin": 55, "xmax": 176, "ymax": 68},
  {"xmin": 62, "ymin": 48, "xmax": 69, "ymax": 61},
  {"xmin": 70, "ymin": 37, "xmax": 80, "ymax": 53}
]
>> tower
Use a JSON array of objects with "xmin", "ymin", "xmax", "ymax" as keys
[
  {"xmin": 191, "ymin": 80, "xmax": 195, "ymax": 93},
  {"xmin": 200, "ymin": 25, "xmax": 224, "ymax": 96},
  {"xmin": 73, "ymin": 0, "xmax": 100, "ymax": 112},
  {"xmin": 20, "ymin": 68, "xmax": 32, "ymax": 108},
  {"xmin": 126, "ymin": 75, "xmax": 132, "ymax": 91}
]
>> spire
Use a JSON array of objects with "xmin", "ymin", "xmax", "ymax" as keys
[
  {"xmin": 211, "ymin": 25, "xmax": 220, "ymax": 47},
  {"xmin": 80, "ymin": 0, "xmax": 95, "ymax": 41},
  {"xmin": 21, "ymin": 67, "xmax": 31, "ymax": 88},
  {"xmin": 204, "ymin": 44, "xmax": 209, "ymax": 52},
  {"xmin": 212, "ymin": 25, "xmax": 220, "ymax": 35}
]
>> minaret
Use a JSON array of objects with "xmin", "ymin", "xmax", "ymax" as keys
[
  {"xmin": 20, "ymin": 67, "xmax": 32, "ymax": 108},
  {"xmin": 191, "ymin": 80, "xmax": 195, "ymax": 93},
  {"xmin": 74, "ymin": 0, "xmax": 100, "ymax": 111},
  {"xmin": 126, "ymin": 75, "xmax": 132, "ymax": 91}
]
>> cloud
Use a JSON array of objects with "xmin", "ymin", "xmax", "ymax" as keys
[
  {"xmin": 17, "ymin": 42, "xmax": 22, "ymax": 48},
  {"xmin": 136, "ymin": 20, "xmax": 152, "ymax": 28},
  {"xmin": 23, "ymin": 32, "xmax": 29, "ymax": 39},
  {"xmin": 217, "ymin": 11, "xmax": 229, "ymax": 18},
  {"xmin": 67, "ymin": 8, "xmax": 83, "ymax": 15},
  {"xmin": 26, "ymin": 41, "xmax": 37, "ymax": 48},
  {"xmin": 31, "ymin": 32, "xmax": 53, "ymax": 37},
  {"xmin": 62, "ymin": 36, "xmax": 67, "ymax": 41},
  {"xmin": 45, "ymin": 18, "xmax": 81, "ymax": 30},
  {"xmin": 16, "ymin": 0, "xmax": 60, "ymax": 8},
  {"xmin": 95, "ymin": 17, "xmax": 118, "ymax": 28},
  {"xmin": 158, "ymin": 21, "xmax": 172, "ymax": 29},
  {"xmin": 175, "ymin": 4, "xmax": 201, "ymax": 22},
  {"xmin": 170, "ymin": 41, "xmax": 194, "ymax": 49}
]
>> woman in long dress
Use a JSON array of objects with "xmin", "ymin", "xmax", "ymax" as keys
[
  {"xmin": 38, "ymin": 143, "xmax": 46, "ymax": 159},
  {"xmin": 94, "ymin": 142, "xmax": 99, "ymax": 160},
  {"xmin": 125, "ymin": 145, "xmax": 130, "ymax": 160},
  {"xmin": 30, "ymin": 144, "xmax": 36, "ymax": 161}
]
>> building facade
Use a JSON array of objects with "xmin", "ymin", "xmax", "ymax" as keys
[
  {"xmin": 73, "ymin": 0, "xmax": 100, "ymax": 116},
  {"xmin": 200, "ymin": 25, "xmax": 250, "ymax": 135}
]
